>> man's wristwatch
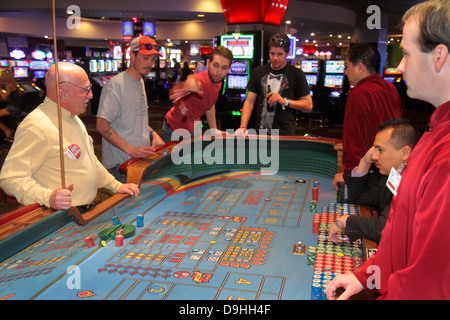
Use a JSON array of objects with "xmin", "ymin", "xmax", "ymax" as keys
[
  {"xmin": 283, "ymin": 97, "xmax": 290, "ymax": 109},
  {"xmin": 335, "ymin": 217, "xmax": 345, "ymax": 231}
]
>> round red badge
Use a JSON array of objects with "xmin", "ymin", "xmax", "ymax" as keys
[{"xmin": 67, "ymin": 144, "xmax": 81, "ymax": 160}]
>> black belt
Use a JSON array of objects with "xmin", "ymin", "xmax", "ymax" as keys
[{"xmin": 76, "ymin": 202, "xmax": 95, "ymax": 214}]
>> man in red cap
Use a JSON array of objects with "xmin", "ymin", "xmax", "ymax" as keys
[{"xmin": 97, "ymin": 36, "xmax": 164, "ymax": 183}]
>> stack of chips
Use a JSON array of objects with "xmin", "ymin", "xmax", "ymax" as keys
[
  {"xmin": 137, "ymin": 214, "xmax": 144, "ymax": 228},
  {"xmin": 307, "ymin": 246, "xmax": 316, "ymax": 266},
  {"xmin": 312, "ymin": 203, "xmax": 359, "ymax": 234},
  {"xmin": 309, "ymin": 179, "xmax": 320, "ymax": 212},
  {"xmin": 115, "ymin": 234, "xmax": 124, "ymax": 246},
  {"xmin": 111, "ymin": 215, "xmax": 120, "ymax": 225},
  {"xmin": 84, "ymin": 236, "xmax": 95, "ymax": 248},
  {"xmin": 311, "ymin": 270, "xmax": 336, "ymax": 300},
  {"xmin": 311, "ymin": 179, "xmax": 319, "ymax": 201},
  {"xmin": 310, "ymin": 200, "xmax": 317, "ymax": 213},
  {"xmin": 309, "ymin": 202, "xmax": 364, "ymax": 300}
]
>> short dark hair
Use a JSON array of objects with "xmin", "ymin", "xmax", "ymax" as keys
[
  {"xmin": 401, "ymin": 0, "xmax": 450, "ymax": 53},
  {"xmin": 377, "ymin": 118, "xmax": 421, "ymax": 150},
  {"xmin": 268, "ymin": 34, "xmax": 291, "ymax": 53},
  {"xmin": 347, "ymin": 43, "xmax": 381, "ymax": 74},
  {"xmin": 210, "ymin": 46, "xmax": 233, "ymax": 64}
]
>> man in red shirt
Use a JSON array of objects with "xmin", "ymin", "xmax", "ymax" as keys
[
  {"xmin": 326, "ymin": 0, "xmax": 450, "ymax": 299},
  {"xmin": 162, "ymin": 46, "xmax": 232, "ymax": 142},
  {"xmin": 332, "ymin": 43, "xmax": 402, "ymax": 189}
]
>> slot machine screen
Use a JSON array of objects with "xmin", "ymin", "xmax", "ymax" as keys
[
  {"xmin": 98, "ymin": 60, "xmax": 105, "ymax": 72},
  {"xmin": 143, "ymin": 22, "xmax": 155, "ymax": 37},
  {"xmin": 229, "ymin": 60, "xmax": 249, "ymax": 75},
  {"xmin": 13, "ymin": 67, "xmax": 28, "ymax": 78},
  {"xmin": 305, "ymin": 74, "xmax": 318, "ymax": 86},
  {"xmin": 384, "ymin": 67, "xmax": 401, "ymax": 75},
  {"xmin": 227, "ymin": 75, "xmax": 248, "ymax": 90},
  {"xmin": 325, "ymin": 60, "xmax": 345, "ymax": 74},
  {"xmin": 301, "ymin": 60, "xmax": 320, "ymax": 73},
  {"xmin": 122, "ymin": 21, "xmax": 133, "ymax": 37},
  {"xmin": 105, "ymin": 60, "xmax": 112, "ymax": 72},
  {"xmin": 89, "ymin": 60, "xmax": 98, "ymax": 73},
  {"xmin": 33, "ymin": 70, "xmax": 46, "ymax": 79},
  {"xmin": 112, "ymin": 60, "xmax": 118, "ymax": 72},
  {"xmin": 146, "ymin": 72, "xmax": 156, "ymax": 79},
  {"xmin": 29, "ymin": 60, "xmax": 50, "ymax": 70},
  {"xmin": 324, "ymin": 74, "xmax": 344, "ymax": 88}
]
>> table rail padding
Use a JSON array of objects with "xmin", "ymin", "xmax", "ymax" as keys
[
  {"xmin": 0, "ymin": 141, "xmax": 179, "ymax": 261},
  {"xmin": 0, "ymin": 203, "xmax": 40, "ymax": 226},
  {"xmin": 0, "ymin": 208, "xmax": 70, "ymax": 262},
  {"xmin": 143, "ymin": 136, "xmax": 341, "ymax": 182}
]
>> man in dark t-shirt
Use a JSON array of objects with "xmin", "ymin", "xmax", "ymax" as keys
[{"xmin": 235, "ymin": 34, "xmax": 312, "ymax": 136}]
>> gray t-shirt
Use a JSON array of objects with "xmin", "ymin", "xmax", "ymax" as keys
[{"xmin": 97, "ymin": 71, "xmax": 150, "ymax": 169}]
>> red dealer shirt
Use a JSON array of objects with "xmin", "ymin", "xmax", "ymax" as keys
[
  {"xmin": 342, "ymin": 74, "xmax": 402, "ymax": 173},
  {"xmin": 166, "ymin": 70, "xmax": 222, "ymax": 133},
  {"xmin": 353, "ymin": 100, "xmax": 450, "ymax": 299}
]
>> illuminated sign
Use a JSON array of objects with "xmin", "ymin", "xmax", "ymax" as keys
[
  {"xmin": 220, "ymin": 34, "xmax": 254, "ymax": 59},
  {"xmin": 220, "ymin": 0, "xmax": 289, "ymax": 25},
  {"xmin": 286, "ymin": 35, "xmax": 297, "ymax": 59},
  {"xmin": 10, "ymin": 49, "xmax": 25, "ymax": 59},
  {"xmin": 143, "ymin": 22, "xmax": 155, "ymax": 37}
]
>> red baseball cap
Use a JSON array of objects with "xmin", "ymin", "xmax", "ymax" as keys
[{"xmin": 130, "ymin": 36, "xmax": 162, "ymax": 56}]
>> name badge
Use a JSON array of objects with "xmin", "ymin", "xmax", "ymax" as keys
[
  {"xmin": 386, "ymin": 167, "xmax": 402, "ymax": 196},
  {"xmin": 67, "ymin": 144, "xmax": 81, "ymax": 160}
]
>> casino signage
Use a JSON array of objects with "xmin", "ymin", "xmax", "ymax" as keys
[{"xmin": 220, "ymin": 0, "xmax": 289, "ymax": 25}]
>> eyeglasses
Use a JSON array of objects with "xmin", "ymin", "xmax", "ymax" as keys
[
  {"xmin": 137, "ymin": 43, "xmax": 162, "ymax": 52},
  {"xmin": 59, "ymin": 81, "xmax": 92, "ymax": 93}
]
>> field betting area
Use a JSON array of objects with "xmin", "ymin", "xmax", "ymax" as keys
[{"xmin": 0, "ymin": 136, "xmax": 364, "ymax": 300}]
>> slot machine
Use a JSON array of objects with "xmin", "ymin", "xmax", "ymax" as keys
[
  {"xmin": 215, "ymin": 34, "xmax": 255, "ymax": 130},
  {"xmin": 320, "ymin": 60, "xmax": 347, "ymax": 123},
  {"xmin": 8, "ymin": 60, "xmax": 43, "ymax": 113},
  {"xmin": 301, "ymin": 59, "xmax": 322, "ymax": 93},
  {"xmin": 324, "ymin": 60, "xmax": 345, "ymax": 97},
  {"xmin": 383, "ymin": 67, "xmax": 403, "ymax": 84}
]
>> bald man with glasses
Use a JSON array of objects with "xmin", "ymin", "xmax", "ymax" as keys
[{"xmin": 0, "ymin": 62, "xmax": 140, "ymax": 210}]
